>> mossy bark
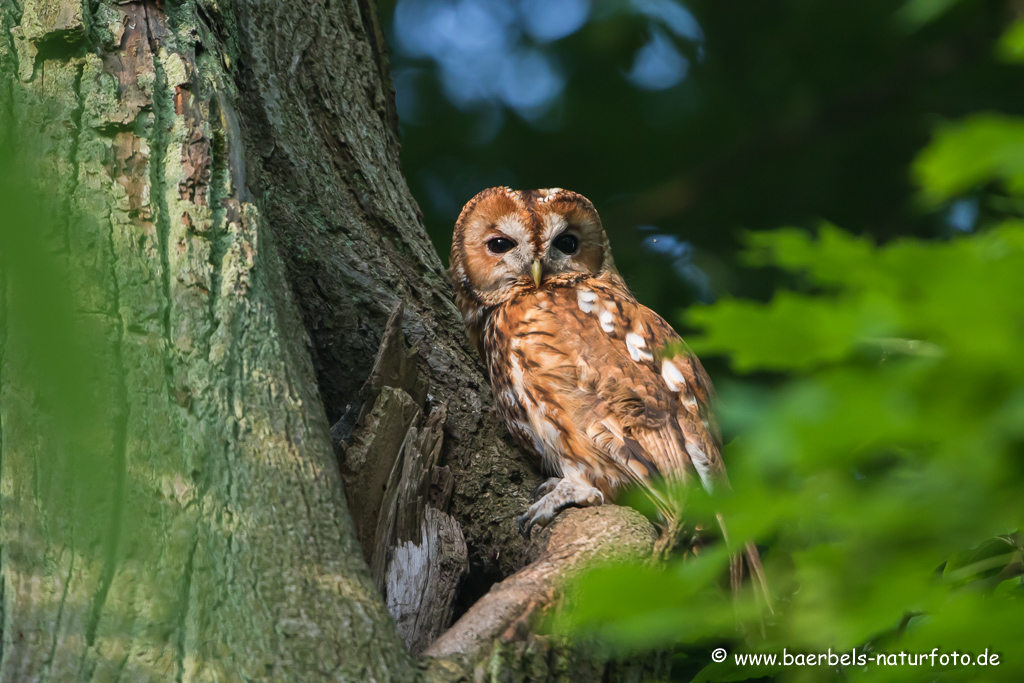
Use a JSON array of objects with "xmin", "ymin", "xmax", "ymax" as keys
[
  {"xmin": 0, "ymin": 1, "xmax": 416, "ymax": 680},
  {"xmin": 0, "ymin": 1, "xmax": 664, "ymax": 681}
]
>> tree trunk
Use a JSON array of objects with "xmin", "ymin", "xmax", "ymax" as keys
[{"xmin": 0, "ymin": 1, "xmax": 662, "ymax": 681}]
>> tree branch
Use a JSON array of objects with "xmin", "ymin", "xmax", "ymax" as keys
[{"xmin": 425, "ymin": 506, "xmax": 657, "ymax": 661}]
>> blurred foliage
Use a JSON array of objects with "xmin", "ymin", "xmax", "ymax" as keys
[
  {"xmin": 380, "ymin": 0, "xmax": 1024, "ymax": 319},
  {"xmin": 378, "ymin": 0, "xmax": 1024, "ymax": 680}
]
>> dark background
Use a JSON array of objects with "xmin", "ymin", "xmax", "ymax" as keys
[{"xmin": 378, "ymin": 0, "xmax": 1023, "ymax": 321}]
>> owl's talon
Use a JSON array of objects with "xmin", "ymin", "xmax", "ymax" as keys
[
  {"xmin": 516, "ymin": 475, "xmax": 604, "ymax": 539},
  {"xmin": 516, "ymin": 513, "xmax": 533, "ymax": 538},
  {"xmin": 531, "ymin": 477, "xmax": 562, "ymax": 503}
]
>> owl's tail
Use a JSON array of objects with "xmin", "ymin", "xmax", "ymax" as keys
[
  {"xmin": 720, "ymin": 513, "xmax": 774, "ymax": 621},
  {"xmin": 616, "ymin": 448, "xmax": 773, "ymax": 617},
  {"xmin": 651, "ymin": 505, "xmax": 773, "ymax": 623}
]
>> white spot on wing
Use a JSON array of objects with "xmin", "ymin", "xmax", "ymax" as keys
[
  {"xmin": 686, "ymin": 442, "xmax": 715, "ymax": 492},
  {"xmin": 661, "ymin": 360, "xmax": 686, "ymax": 392},
  {"xmin": 625, "ymin": 332, "xmax": 654, "ymax": 362},
  {"xmin": 577, "ymin": 289, "xmax": 597, "ymax": 314},
  {"xmin": 599, "ymin": 309, "xmax": 614, "ymax": 333}
]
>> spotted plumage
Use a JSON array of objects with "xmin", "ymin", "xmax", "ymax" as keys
[{"xmin": 449, "ymin": 187, "xmax": 769, "ymax": 605}]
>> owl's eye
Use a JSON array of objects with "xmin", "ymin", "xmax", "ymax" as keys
[
  {"xmin": 552, "ymin": 233, "xmax": 579, "ymax": 255},
  {"xmin": 487, "ymin": 236, "xmax": 516, "ymax": 254}
]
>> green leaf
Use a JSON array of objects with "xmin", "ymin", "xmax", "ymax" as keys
[
  {"xmin": 997, "ymin": 20, "xmax": 1024, "ymax": 63},
  {"xmin": 895, "ymin": 0, "xmax": 961, "ymax": 31},
  {"xmin": 686, "ymin": 291, "xmax": 894, "ymax": 372},
  {"xmin": 943, "ymin": 537, "xmax": 1017, "ymax": 585},
  {"xmin": 914, "ymin": 115, "xmax": 1024, "ymax": 204}
]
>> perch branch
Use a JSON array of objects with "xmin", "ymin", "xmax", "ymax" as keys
[{"xmin": 424, "ymin": 505, "xmax": 657, "ymax": 661}]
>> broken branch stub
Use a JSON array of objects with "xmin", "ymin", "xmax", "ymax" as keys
[{"xmin": 338, "ymin": 303, "xmax": 469, "ymax": 654}]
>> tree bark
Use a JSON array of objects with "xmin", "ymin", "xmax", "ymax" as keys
[
  {"xmin": 0, "ymin": 1, "xmax": 663, "ymax": 681},
  {"xmin": 1, "ymin": 1, "xmax": 416, "ymax": 679}
]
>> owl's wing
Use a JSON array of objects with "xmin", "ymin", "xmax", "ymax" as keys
[
  {"xmin": 564, "ymin": 287, "xmax": 771, "ymax": 609},
  {"xmin": 494, "ymin": 280, "xmax": 724, "ymax": 500},
  {"xmin": 500, "ymin": 279, "xmax": 770, "ymax": 608},
  {"xmin": 562, "ymin": 285, "xmax": 727, "ymax": 496}
]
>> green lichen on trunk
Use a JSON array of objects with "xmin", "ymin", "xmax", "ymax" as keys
[
  {"xmin": 0, "ymin": 2, "xmax": 415, "ymax": 681},
  {"xmin": 20, "ymin": 0, "xmax": 87, "ymax": 44}
]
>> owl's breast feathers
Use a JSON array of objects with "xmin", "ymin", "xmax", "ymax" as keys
[{"xmin": 480, "ymin": 272, "xmax": 726, "ymax": 499}]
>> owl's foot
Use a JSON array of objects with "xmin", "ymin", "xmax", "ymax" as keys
[
  {"xmin": 531, "ymin": 477, "xmax": 562, "ymax": 502},
  {"xmin": 516, "ymin": 476, "xmax": 604, "ymax": 538}
]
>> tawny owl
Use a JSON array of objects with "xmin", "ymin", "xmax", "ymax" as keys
[{"xmin": 449, "ymin": 187, "xmax": 767, "ymax": 598}]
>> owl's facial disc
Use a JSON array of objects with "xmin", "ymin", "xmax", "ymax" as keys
[{"xmin": 450, "ymin": 186, "xmax": 614, "ymax": 311}]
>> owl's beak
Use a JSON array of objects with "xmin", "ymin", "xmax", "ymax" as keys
[{"xmin": 531, "ymin": 259, "xmax": 543, "ymax": 288}]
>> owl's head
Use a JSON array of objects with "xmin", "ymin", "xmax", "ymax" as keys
[{"xmin": 449, "ymin": 187, "xmax": 615, "ymax": 319}]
